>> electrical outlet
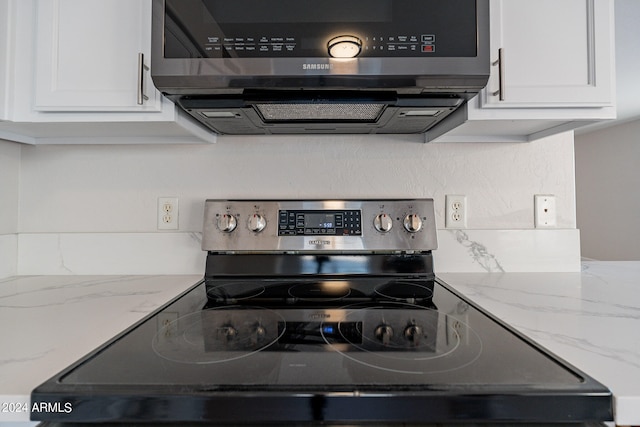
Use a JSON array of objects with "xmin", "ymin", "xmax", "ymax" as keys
[
  {"xmin": 157, "ymin": 312, "xmax": 179, "ymax": 337},
  {"xmin": 534, "ymin": 194, "xmax": 556, "ymax": 228},
  {"xmin": 157, "ymin": 197, "xmax": 179, "ymax": 230},
  {"xmin": 446, "ymin": 302, "xmax": 470, "ymax": 346},
  {"xmin": 446, "ymin": 316, "xmax": 469, "ymax": 346},
  {"xmin": 445, "ymin": 195, "xmax": 467, "ymax": 228}
]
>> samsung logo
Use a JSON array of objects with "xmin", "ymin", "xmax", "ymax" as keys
[
  {"xmin": 309, "ymin": 312, "xmax": 331, "ymax": 320},
  {"xmin": 302, "ymin": 63, "xmax": 332, "ymax": 70},
  {"xmin": 308, "ymin": 240, "xmax": 331, "ymax": 246}
]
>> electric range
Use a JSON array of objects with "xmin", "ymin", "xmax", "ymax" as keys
[{"xmin": 31, "ymin": 199, "xmax": 612, "ymax": 425}]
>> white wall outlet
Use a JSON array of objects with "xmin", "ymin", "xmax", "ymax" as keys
[
  {"xmin": 445, "ymin": 195, "xmax": 467, "ymax": 228},
  {"xmin": 534, "ymin": 194, "xmax": 556, "ymax": 228},
  {"xmin": 446, "ymin": 314, "xmax": 469, "ymax": 346},
  {"xmin": 157, "ymin": 197, "xmax": 179, "ymax": 230},
  {"xmin": 157, "ymin": 312, "xmax": 179, "ymax": 337}
]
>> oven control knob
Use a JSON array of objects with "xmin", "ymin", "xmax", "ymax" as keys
[
  {"xmin": 247, "ymin": 214, "xmax": 267, "ymax": 233},
  {"xmin": 404, "ymin": 324, "xmax": 423, "ymax": 345},
  {"xmin": 219, "ymin": 325, "xmax": 238, "ymax": 341},
  {"xmin": 254, "ymin": 324, "xmax": 266, "ymax": 339},
  {"xmin": 374, "ymin": 324, "xmax": 394, "ymax": 346},
  {"xmin": 251, "ymin": 324, "xmax": 267, "ymax": 345},
  {"xmin": 373, "ymin": 213, "xmax": 393, "ymax": 233},
  {"xmin": 403, "ymin": 214, "xmax": 423, "ymax": 233},
  {"xmin": 217, "ymin": 214, "xmax": 237, "ymax": 233}
]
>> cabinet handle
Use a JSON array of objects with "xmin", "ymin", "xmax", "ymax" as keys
[
  {"xmin": 137, "ymin": 52, "xmax": 150, "ymax": 105},
  {"xmin": 492, "ymin": 48, "xmax": 505, "ymax": 101}
]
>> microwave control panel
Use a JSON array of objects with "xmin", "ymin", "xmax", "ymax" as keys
[{"xmin": 163, "ymin": 0, "xmax": 477, "ymax": 59}]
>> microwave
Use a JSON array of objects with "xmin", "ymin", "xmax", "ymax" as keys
[{"xmin": 151, "ymin": 0, "xmax": 490, "ymax": 136}]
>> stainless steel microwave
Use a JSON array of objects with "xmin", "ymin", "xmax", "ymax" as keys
[{"xmin": 151, "ymin": 0, "xmax": 490, "ymax": 136}]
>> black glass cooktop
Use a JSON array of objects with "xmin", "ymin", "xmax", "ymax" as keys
[{"xmin": 31, "ymin": 277, "xmax": 612, "ymax": 424}]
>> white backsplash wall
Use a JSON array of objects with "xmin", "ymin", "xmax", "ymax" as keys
[
  {"xmin": 0, "ymin": 140, "xmax": 20, "ymax": 278},
  {"xmin": 19, "ymin": 132, "xmax": 577, "ymax": 231},
  {"xmin": 0, "ymin": 140, "xmax": 20, "ymax": 235},
  {"xmin": 14, "ymin": 131, "xmax": 579, "ymax": 273}
]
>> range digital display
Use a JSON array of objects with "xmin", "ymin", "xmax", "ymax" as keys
[
  {"xmin": 305, "ymin": 214, "xmax": 335, "ymax": 229},
  {"xmin": 278, "ymin": 210, "xmax": 361, "ymax": 236}
]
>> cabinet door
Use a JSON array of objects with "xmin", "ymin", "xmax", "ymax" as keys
[
  {"xmin": 481, "ymin": 0, "xmax": 613, "ymax": 108},
  {"xmin": 33, "ymin": 0, "xmax": 161, "ymax": 112},
  {"xmin": 0, "ymin": 0, "xmax": 10, "ymax": 119}
]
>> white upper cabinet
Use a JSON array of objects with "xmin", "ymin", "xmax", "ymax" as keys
[
  {"xmin": 481, "ymin": 0, "xmax": 613, "ymax": 108},
  {"xmin": 33, "ymin": 0, "xmax": 161, "ymax": 112},
  {"xmin": 0, "ymin": 0, "xmax": 214, "ymax": 144},
  {"xmin": 0, "ymin": 0, "xmax": 11, "ymax": 120},
  {"xmin": 431, "ymin": 0, "xmax": 616, "ymax": 142},
  {"xmin": 1, "ymin": 0, "xmax": 617, "ymax": 144}
]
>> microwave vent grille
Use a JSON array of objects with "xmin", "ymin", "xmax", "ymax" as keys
[{"xmin": 255, "ymin": 103, "xmax": 384, "ymax": 122}]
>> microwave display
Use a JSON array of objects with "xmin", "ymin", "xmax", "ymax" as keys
[{"xmin": 163, "ymin": 0, "xmax": 478, "ymax": 59}]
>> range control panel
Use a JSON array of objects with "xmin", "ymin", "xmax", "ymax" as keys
[
  {"xmin": 278, "ymin": 210, "xmax": 362, "ymax": 236},
  {"xmin": 201, "ymin": 199, "xmax": 437, "ymax": 253}
]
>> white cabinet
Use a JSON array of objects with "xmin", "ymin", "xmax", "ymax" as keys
[
  {"xmin": 2, "ymin": 0, "xmax": 616, "ymax": 144},
  {"xmin": 430, "ymin": 0, "xmax": 615, "ymax": 143},
  {"xmin": 482, "ymin": 0, "xmax": 613, "ymax": 108},
  {"xmin": 0, "ymin": 0, "xmax": 11, "ymax": 120},
  {"xmin": 0, "ymin": 0, "xmax": 214, "ymax": 144},
  {"xmin": 33, "ymin": 0, "xmax": 160, "ymax": 112}
]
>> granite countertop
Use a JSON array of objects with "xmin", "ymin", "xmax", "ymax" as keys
[{"xmin": 1, "ymin": 262, "xmax": 639, "ymax": 426}]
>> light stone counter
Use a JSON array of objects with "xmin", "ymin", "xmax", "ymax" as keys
[
  {"xmin": 0, "ymin": 275, "xmax": 201, "ymax": 425},
  {"xmin": 438, "ymin": 262, "xmax": 640, "ymax": 427},
  {"xmin": 1, "ymin": 263, "xmax": 639, "ymax": 425}
]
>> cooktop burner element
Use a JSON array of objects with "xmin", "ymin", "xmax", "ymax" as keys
[
  {"xmin": 288, "ymin": 281, "xmax": 352, "ymax": 301},
  {"xmin": 206, "ymin": 281, "xmax": 266, "ymax": 303},
  {"xmin": 31, "ymin": 199, "xmax": 612, "ymax": 425},
  {"xmin": 152, "ymin": 306, "xmax": 286, "ymax": 364},
  {"xmin": 374, "ymin": 280, "xmax": 434, "ymax": 303},
  {"xmin": 321, "ymin": 302, "xmax": 483, "ymax": 375}
]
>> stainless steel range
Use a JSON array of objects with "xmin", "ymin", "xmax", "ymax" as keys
[{"xmin": 31, "ymin": 199, "xmax": 612, "ymax": 425}]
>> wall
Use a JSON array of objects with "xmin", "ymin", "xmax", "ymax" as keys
[
  {"xmin": 14, "ymin": 132, "xmax": 580, "ymax": 274},
  {"xmin": 18, "ymin": 133, "xmax": 578, "ymax": 231},
  {"xmin": 612, "ymin": 0, "xmax": 640, "ymax": 122},
  {"xmin": 575, "ymin": 118, "xmax": 640, "ymax": 260},
  {"xmin": 0, "ymin": 139, "xmax": 20, "ymax": 277}
]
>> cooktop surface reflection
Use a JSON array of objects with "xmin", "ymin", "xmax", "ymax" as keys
[
  {"xmin": 56, "ymin": 279, "xmax": 577, "ymax": 387},
  {"xmin": 31, "ymin": 277, "xmax": 612, "ymax": 424}
]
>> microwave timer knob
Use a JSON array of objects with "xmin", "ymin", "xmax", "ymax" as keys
[
  {"xmin": 327, "ymin": 35, "xmax": 362, "ymax": 58},
  {"xmin": 247, "ymin": 214, "xmax": 267, "ymax": 233},
  {"xmin": 403, "ymin": 214, "xmax": 423, "ymax": 233},
  {"xmin": 373, "ymin": 213, "xmax": 393, "ymax": 233},
  {"xmin": 217, "ymin": 214, "xmax": 237, "ymax": 233}
]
